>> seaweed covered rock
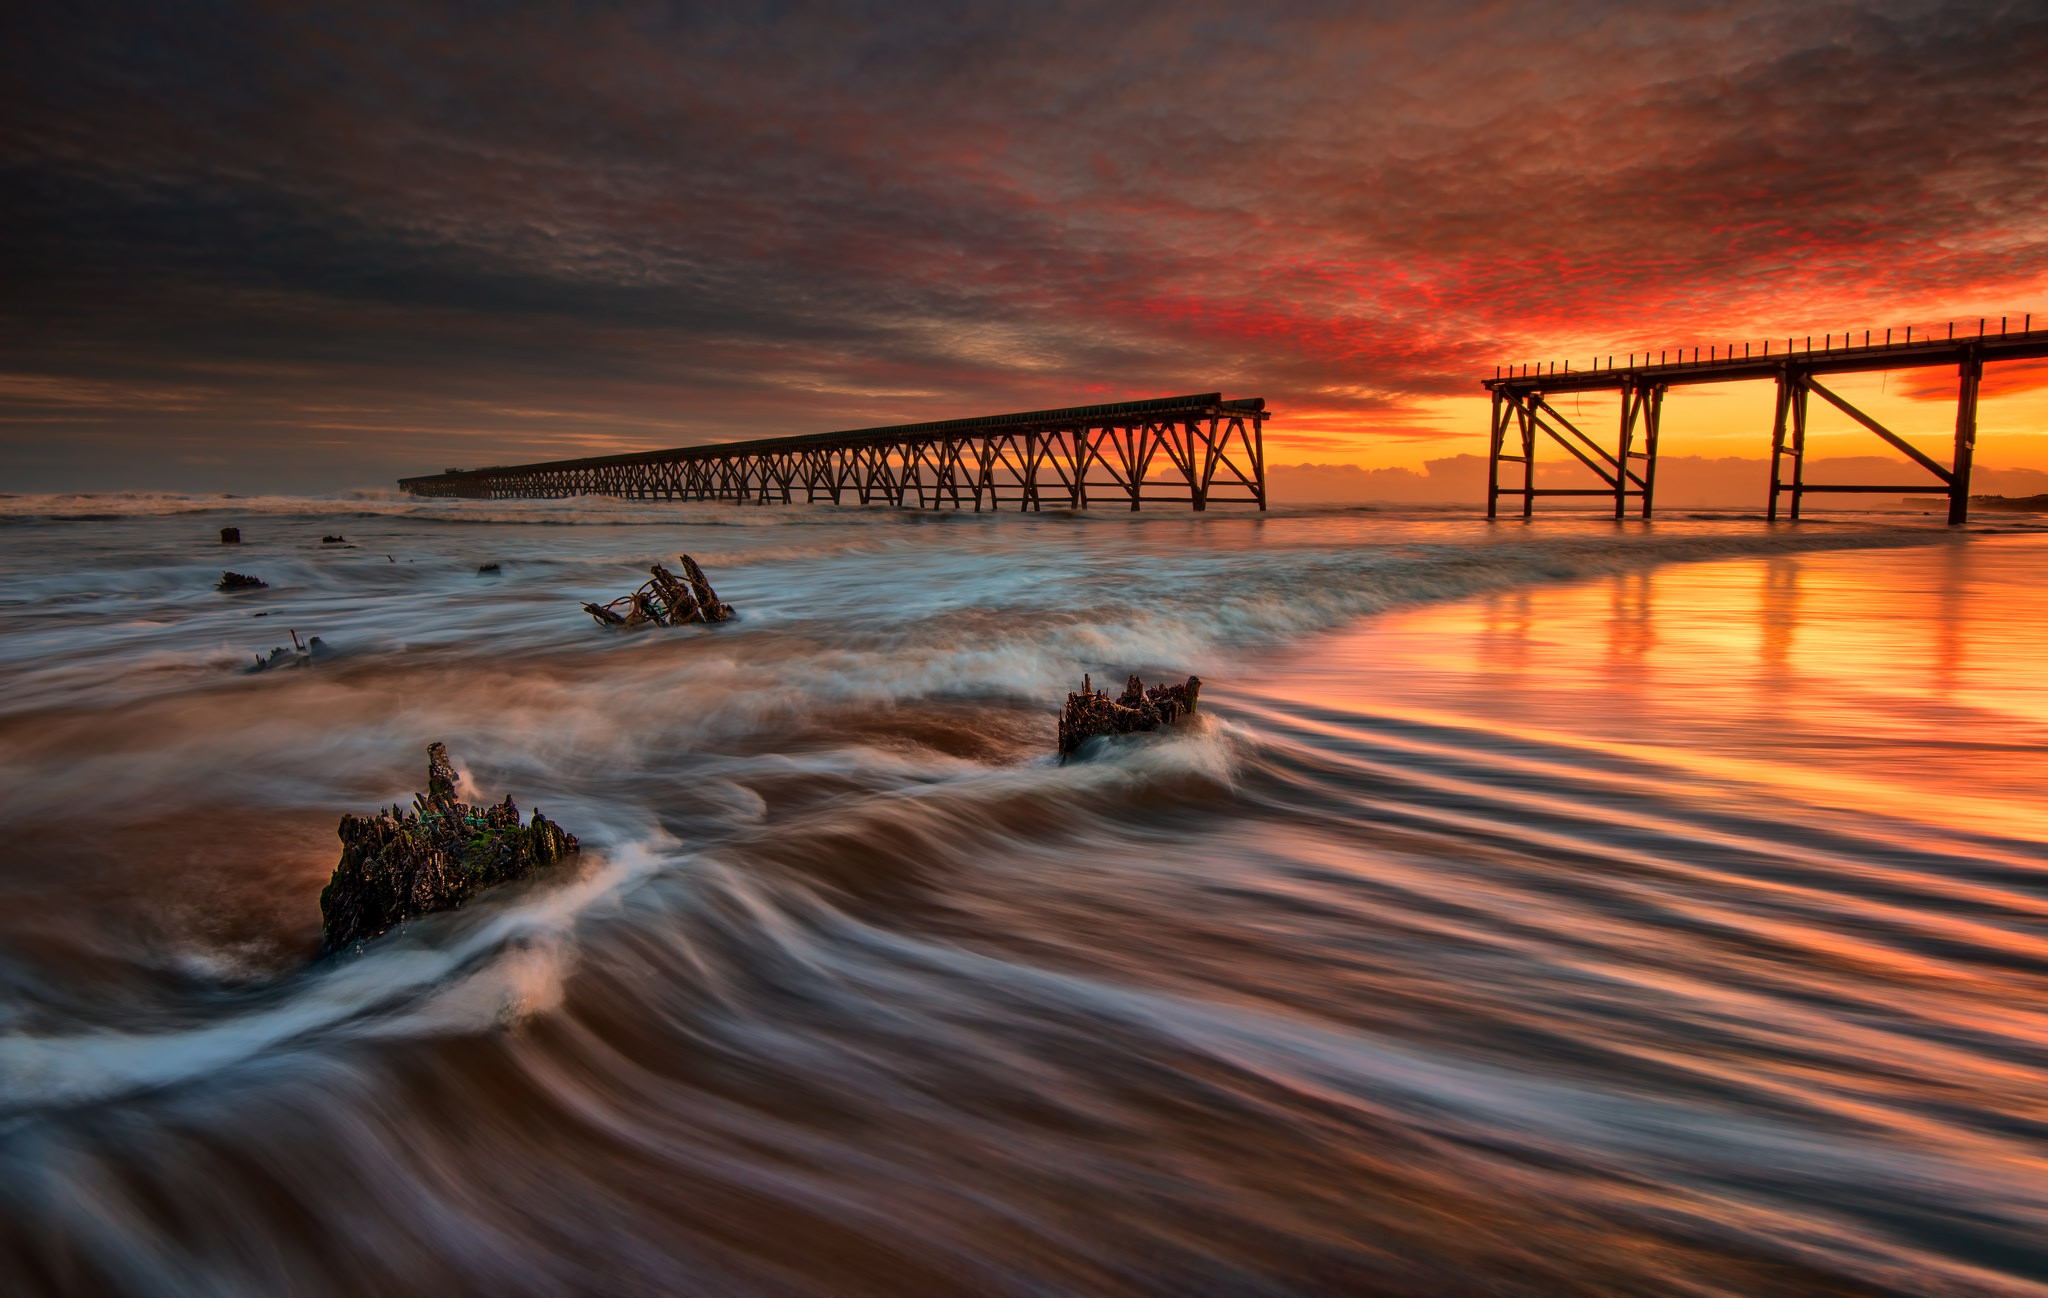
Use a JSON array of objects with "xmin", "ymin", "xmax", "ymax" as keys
[
  {"xmin": 1057, "ymin": 673, "xmax": 1202, "ymax": 757},
  {"xmin": 583, "ymin": 554, "xmax": 735, "ymax": 627},
  {"xmin": 318, "ymin": 742, "xmax": 579, "ymax": 953},
  {"xmin": 218, "ymin": 571, "xmax": 266, "ymax": 590}
]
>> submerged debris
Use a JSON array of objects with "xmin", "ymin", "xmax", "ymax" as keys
[
  {"xmin": 220, "ymin": 527, "xmax": 241, "ymax": 544},
  {"xmin": 218, "ymin": 570, "xmax": 267, "ymax": 591},
  {"xmin": 1058, "ymin": 673, "xmax": 1202, "ymax": 757},
  {"xmin": 249, "ymin": 628, "xmax": 327, "ymax": 671},
  {"xmin": 583, "ymin": 554, "xmax": 735, "ymax": 628},
  {"xmin": 318, "ymin": 741, "xmax": 579, "ymax": 954}
]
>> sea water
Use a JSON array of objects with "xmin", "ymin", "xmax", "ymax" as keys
[{"xmin": 2, "ymin": 493, "xmax": 2046, "ymax": 1295}]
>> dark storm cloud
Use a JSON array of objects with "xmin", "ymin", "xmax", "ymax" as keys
[{"xmin": 2, "ymin": 0, "xmax": 2044, "ymax": 487}]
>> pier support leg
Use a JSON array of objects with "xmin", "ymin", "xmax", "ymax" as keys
[
  {"xmin": 1639, "ymin": 385, "xmax": 1664, "ymax": 518},
  {"xmin": 1614, "ymin": 384, "xmax": 1637, "ymax": 520},
  {"xmin": 1520, "ymin": 397, "xmax": 1536, "ymax": 519},
  {"xmin": 1789, "ymin": 378, "xmax": 1810, "ymax": 521},
  {"xmin": 1950, "ymin": 349, "xmax": 1981, "ymax": 526},
  {"xmin": 1128, "ymin": 427, "xmax": 1142, "ymax": 512},
  {"xmin": 1486, "ymin": 390, "xmax": 1504, "ymax": 519},
  {"xmin": 1253, "ymin": 415, "xmax": 1267, "ymax": 511},
  {"xmin": 1767, "ymin": 370, "xmax": 1790, "ymax": 521}
]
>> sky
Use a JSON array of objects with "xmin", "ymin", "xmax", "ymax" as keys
[{"xmin": 4, "ymin": 0, "xmax": 2047, "ymax": 494}]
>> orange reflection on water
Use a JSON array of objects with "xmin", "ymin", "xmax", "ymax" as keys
[{"xmin": 1261, "ymin": 534, "xmax": 2048, "ymax": 842}]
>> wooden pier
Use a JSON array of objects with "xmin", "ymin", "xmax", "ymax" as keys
[
  {"xmin": 399, "ymin": 394, "xmax": 1268, "ymax": 512},
  {"xmin": 1484, "ymin": 318, "xmax": 2048, "ymax": 524}
]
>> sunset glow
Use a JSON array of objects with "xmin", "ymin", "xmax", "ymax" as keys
[{"xmin": 6, "ymin": 2, "xmax": 2045, "ymax": 492}]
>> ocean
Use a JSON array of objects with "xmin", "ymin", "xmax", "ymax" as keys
[{"xmin": 2, "ymin": 492, "xmax": 2046, "ymax": 1296}]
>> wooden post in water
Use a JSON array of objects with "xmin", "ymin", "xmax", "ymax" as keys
[
  {"xmin": 1639, "ymin": 385, "xmax": 1664, "ymax": 518},
  {"xmin": 1789, "ymin": 376, "xmax": 1810, "ymax": 521},
  {"xmin": 1520, "ymin": 394, "xmax": 1537, "ymax": 519},
  {"xmin": 1613, "ymin": 381, "xmax": 1635, "ymax": 521},
  {"xmin": 1767, "ymin": 369, "xmax": 1791, "ymax": 522},
  {"xmin": 1950, "ymin": 348, "xmax": 1982, "ymax": 526},
  {"xmin": 1486, "ymin": 389, "xmax": 1504, "ymax": 519}
]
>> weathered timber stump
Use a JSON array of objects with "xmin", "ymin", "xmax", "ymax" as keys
[
  {"xmin": 318, "ymin": 741, "xmax": 580, "ymax": 953},
  {"xmin": 584, "ymin": 554, "xmax": 736, "ymax": 628},
  {"xmin": 218, "ymin": 571, "xmax": 267, "ymax": 590},
  {"xmin": 250, "ymin": 628, "xmax": 326, "ymax": 671},
  {"xmin": 1057, "ymin": 672, "xmax": 1202, "ymax": 757}
]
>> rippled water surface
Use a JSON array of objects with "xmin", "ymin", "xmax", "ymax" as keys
[{"xmin": 3, "ymin": 492, "xmax": 2047, "ymax": 1296}]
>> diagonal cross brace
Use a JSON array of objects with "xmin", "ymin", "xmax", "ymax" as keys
[
  {"xmin": 1530, "ymin": 396, "xmax": 1618, "ymax": 469},
  {"xmin": 1530, "ymin": 395, "xmax": 1649, "ymax": 490},
  {"xmin": 1802, "ymin": 376, "xmax": 1953, "ymax": 484},
  {"xmin": 1521, "ymin": 399, "xmax": 1624, "ymax": 489}
]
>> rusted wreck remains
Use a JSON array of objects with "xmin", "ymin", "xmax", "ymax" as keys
[
  {"xmin": 319, "ymin": 742, "xmax": 579, "ymax": 954},
  {"xmin": 1058, "ymin": 673, "xmax": 1202, "ymax": 757},
  {"xmin": 583, "ymin": 554, "xmax": 735, "ymax": 627}
]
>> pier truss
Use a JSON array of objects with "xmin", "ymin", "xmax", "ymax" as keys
[
  {"xmin": 399, "ymin": 394, "xmax": 1267, "ymax": 511},
  {"xmin": 1483, "ymin": 319, "xmax": 2048, "ymax": 524}
]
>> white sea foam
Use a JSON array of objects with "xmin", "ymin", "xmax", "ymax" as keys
[{"xmin": 0, "ymin": 839, "xmax": 677, "ymax": 1111}]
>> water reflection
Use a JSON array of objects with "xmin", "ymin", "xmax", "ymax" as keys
[
  {"xmin": 1758, "ymin": 555, "xmax": 1800, "ymax": 679},
  {"xmin": 1605, "ymin": 567, "xmax": 1655, "ymax": 671},
  {"xmin": 1258, "ymin": 533, "xmax": 2048, "ymax": 845},
  {"xmin": 1934, "ymin": 539, "xmax": 1967, "ymax": 696}
]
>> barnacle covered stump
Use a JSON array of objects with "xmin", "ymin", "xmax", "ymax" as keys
[
  {"xmin": 318, "ymin": 742, "xmax": 579, "ymax": 953},
  {"xmin": 1057, "ymin": 673, "xmax": 1202, "ymax": 757}
]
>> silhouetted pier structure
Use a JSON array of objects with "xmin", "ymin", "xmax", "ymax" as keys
[
  {"xmin": 399, "ymin": 394, "xmax": 1268, "ymax": 512},
  {"xmin": 1484, "ymin": 317, "xmax": 2048, "ymax": 524}
]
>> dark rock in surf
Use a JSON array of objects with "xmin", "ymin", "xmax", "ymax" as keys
[
  {"xmin": 318, "ymin": 741, "xmax": 580, "ymax": 954},
  {"xmin": 321, "ymin": 534, "xmax": 347, "ymax": 544},
  {"xmin": 220, "ymin": 527, "xmax": 241, "ymax": 544},
  {"xmin": 583, "ymin": 553, "xmax": 735, "ymax": 628},
  {"xmin": 218, "ymin": 571, "xmax": 267, "ymax": 590},
  {"xmin": 477, "ymin": 562, "xmax": 501, "ymax": 573},
  {"xmin": 1058, "ymin": 673, "xmax": 1202, "ymax": 757}
]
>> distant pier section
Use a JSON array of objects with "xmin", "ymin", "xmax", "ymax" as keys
[
  {"xmin": 400, "ymin": 393, "xmax": 1268, "ymax": 512},
  {"xmin": 1485, "ymin": 317, "xmax": 2048, "ymax": 524}
]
